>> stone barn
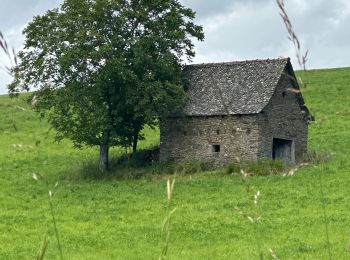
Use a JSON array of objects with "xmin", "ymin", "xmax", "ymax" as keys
[{"xmin": 160, "ymin": 58, "xmax": 309, "ymax": 165}]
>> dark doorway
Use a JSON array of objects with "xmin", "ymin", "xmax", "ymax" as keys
[{"xmin": 272, "ymin": 138, "xmax": 294, "ymax": 163}]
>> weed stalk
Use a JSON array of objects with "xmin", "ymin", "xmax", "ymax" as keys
[
  {"xmin": 319, "ymin": 172, "xmax": 332, "ymax": 259},
  {"xmin": 0, "ymin": 30, "xmax": 17, "ymax": 74},
  {"xmin": 236, "ymin": 171, "xmax": 265, "ymax": 259},
  {"xmin": 47, "ymin": 189, "xmax": 63, "ymax": 260},
  {"xmin": 33, "ymin": 173, "xmax": 63, "ymax": 260},
  {"xmin": 36, "ymin": 234, "xmax": 49, "ymax": 260},
  {"xmin": 276, "ymin": 0, "xmax": 308, "ymax": 71},
  {"xmin": 159, "ymin": 178, "xmax": 176, "ymax": 260},
  {"xmin": 277, "ymin": 1, "xmax": 332, "ymax": 257}
]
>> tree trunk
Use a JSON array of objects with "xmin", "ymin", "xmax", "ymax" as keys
[
  {"xmin": 132, "ymin": 134, "xmax": 138, "ymax": 153},
  {"xmin": 99, "ymin": 143, "xmax": 109, "ymax": 172}
]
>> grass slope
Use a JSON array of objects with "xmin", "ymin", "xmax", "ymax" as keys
[{"xmin": 0, "ymin": 67, "xmax": 350, "ymax": 259}]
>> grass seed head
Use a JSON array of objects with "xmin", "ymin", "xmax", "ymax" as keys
[
  {"xmin": 247, "ymin": 216, "xmax": 254, "ymax": 223},
  {"xmin": 166, "ymin": 178, "xmax": 175, "ymax": 202},
  {"xmin": 254, "ymin": 190, "xmax": 260, "ymax": 205},
  {"xmin": 269, "ymin": 248, "xmax": 279, "ymax": 259},
  {"xmin": 32, "ymin": 173, "xmax": 39, "ymax": 181}
]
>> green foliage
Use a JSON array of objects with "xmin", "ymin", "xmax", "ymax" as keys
[
  {"xmin": 116, "ymin": 147, "xmax": 160, "ymax": 168},
  {"xmin": 243, "ymin": 158, "xmax": 287, "ymax": 176},
  {"xmin": 174, "ymin": 159, "xmax": 211, "ymax": 174},
  {"xmin": 36, "ymin": 235, "xmax": 49, "ymax": 260},
  {"xmin": 225, "ymin": 162, "xmax": 241, "ymax": 175},
  {"xmin": 72, "ymin": 151, "xmax": 212, "ymax": 180},
  {"xmin": 225, "ymin": 159, "xmax": 286, "ymax": 176},
  {"xmin": 306, "ymin": 150, "xmax": 332, "ymax": 164},
  {"xmin": 1, "ymin": 67, "xmax": 350, "ymax": 259},
  {"xmin": 10, "ymin": 0, "xmax": 204, "ymax": 170}
]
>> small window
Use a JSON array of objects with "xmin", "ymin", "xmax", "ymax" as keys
[
  {"xmin": 212, "ymin": 144, "xmax": 220, "ymax": 153},
  {"xmin": 183, "ymin": 131, "xmax": 187, "ymax": 136},
  {"xmin": 216, "ymin": 129, "xmax": 220, "ymax": 135}
]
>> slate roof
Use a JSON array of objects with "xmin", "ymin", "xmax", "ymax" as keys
[{"xmin": 182, "ymin": 57, "xmax": 292, "ymax": 116}]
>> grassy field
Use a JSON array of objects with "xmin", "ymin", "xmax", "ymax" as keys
[{"xmin": 0, "ymin": 67, "xmax": 350, "ymax": 259}]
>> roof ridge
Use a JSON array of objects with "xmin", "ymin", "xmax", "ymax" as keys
[{"xmin": 186, "ymin": 57, "xmax": 290, "ymax": 67}]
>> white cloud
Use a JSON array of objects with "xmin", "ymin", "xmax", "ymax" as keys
[
  {"xmin": 0, "ymin": 0, "xmax": 63, "ymax": 94},
  {"xmin": 188, "ymin": 0, "xmax": 350, "ymax": 71}
]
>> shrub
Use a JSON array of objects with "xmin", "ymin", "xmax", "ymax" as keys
[{"xmin": 115, "ymin": 147, "xmax": 160, "ymax": 168}]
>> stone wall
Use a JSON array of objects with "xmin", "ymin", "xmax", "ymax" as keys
[
  {"xmin": 160, "ymin": 68, "xmax": 308, "ymax": 166},
  {"xmin": 258, "ymin": 68, "xmax": 308, "ymax": 163},
  {"xmin": 160, "ymin": 114, "xmax": 261, "ymax": 165}
]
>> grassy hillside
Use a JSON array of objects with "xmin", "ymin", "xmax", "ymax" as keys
[{"xmin": 0, "ymin": 67, "xmax": 350, "ymax": 259}]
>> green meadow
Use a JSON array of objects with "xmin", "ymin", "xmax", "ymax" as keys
[{"xmin": 0, "ymin": 67, "xmax": 350, "ymax": 259}]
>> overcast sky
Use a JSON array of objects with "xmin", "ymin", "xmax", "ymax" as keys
[{"xmin": 1, "ymin": 0, "xmax": 349, "ymax": 94}]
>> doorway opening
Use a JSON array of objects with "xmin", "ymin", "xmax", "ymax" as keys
[{"xmin": 272, "ymin": 138, "xmax": 294, "ymax": 163}]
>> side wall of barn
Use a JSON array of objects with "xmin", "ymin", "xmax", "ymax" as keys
[
  {"xmin": 257, "ymin": 68, "xmax": 308, "ymax": 163},
  {"xmin": 160, "ymin": 115, "xmax": 261, "ymax": 165}
]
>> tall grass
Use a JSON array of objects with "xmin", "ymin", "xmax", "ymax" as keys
[
  {"xmin": 36, "ymin": 235, "xmax": 49, "ymax": 260},
  {"xmin": 276, "ymin": 0, "xmax": 308, "ymax": 71},
  {"xmin": 235, "ymin": 172, "xmax": 264, "ymax": 259},
  {"xmin": 159, "ymin": 178, "xmax": 176, "ymax": 260},
  {"xmin": 0, "ymin": 30, "xmax": 17, "ymax": 74},
  {"xmin": 319, "ymin": 172, "xmax": 332, "ymax": 259},
  {"xmin": 33, "ymin": 173, "xmax": 63, "ymax": 260},
  {"xmin": 225, "ymin": 158, "xmax": 287, "ymax": 177},
  {"xmin": 276, "ymin": 1, "xmax": 332, "ymax": 258}
]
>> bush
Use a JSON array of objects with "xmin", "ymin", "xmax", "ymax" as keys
[{"xmin": 115, "ymin": 147, "xmax": 159, "ymax": 168}]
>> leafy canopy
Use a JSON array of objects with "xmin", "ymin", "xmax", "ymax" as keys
[{"xmin": 10, "ymin": 0, "xmax": 204, "ymax": 149}]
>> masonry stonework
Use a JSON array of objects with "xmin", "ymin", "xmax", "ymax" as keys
[
  {"xmin": 160, "ymin": 58, "xmax": 309, "ymax": 166},
  {"xmin": 160, "ymin": 115, "xmax": 260, "ymax": 165},
  {"xmin": 257, "ymin": 68, "xmax": 308, "ymax": 162}
]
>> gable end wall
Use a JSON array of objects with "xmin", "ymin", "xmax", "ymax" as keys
[{"xmin": 258, "ymin": 69, "xmax": 308, "ymax": 162}]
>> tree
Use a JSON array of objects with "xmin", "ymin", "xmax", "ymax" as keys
[{"xmin": 10, "ymin": 0, "xmax": 204, "ymax": 171}]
